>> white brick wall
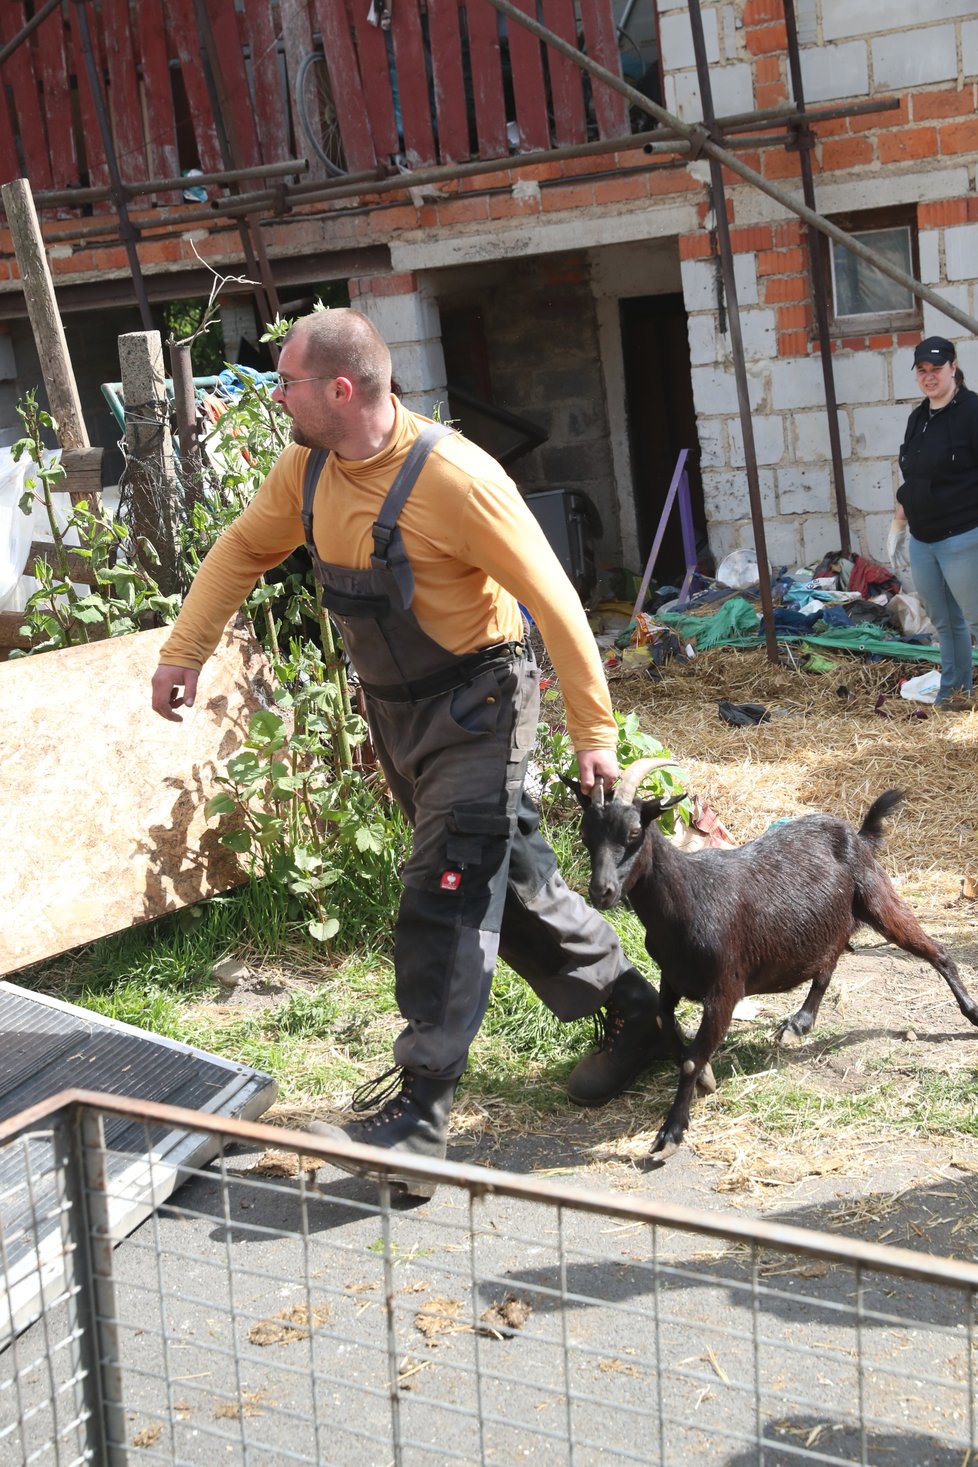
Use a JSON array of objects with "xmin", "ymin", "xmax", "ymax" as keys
[
  {"xmin": 871, "ymin": 26, "xmax": 957, "ymax": 89},
  {"xmin": 944, "ymin": 224, "xmax": 978, "ymax": 281},
  {"xmin": 824, "ymin": 0, "xmax": 976, "ymax": 41},
  {"xmin": 777, "ymin": 465, "xmax": 832, "ymax": 515},
  {"xmin": 728, "ymin": 413, "xmax": 785, "ymax": 466},
  {"xmin": 800, "ymin": 43, "xmax": 869, "ymax": 103},
  {"xmin": 658, "ymin": 7, "xmax": 720, "ymax": 71}
]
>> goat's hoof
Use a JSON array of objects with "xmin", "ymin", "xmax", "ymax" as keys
[
  {"xmin": 648, "ymin": 1127, "xmax": 683, "ymax": 1165},
  {"xmin": 695, "ymin": 1063, "xmax": 717, "ymax": 1096},
  {"xmin": 776, "ymin": 1021, "xmax": 805, "ymax": 1048}
]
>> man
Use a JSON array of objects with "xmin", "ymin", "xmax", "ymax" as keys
[{"xmin": 152, "ymin": 308, "xmax": 667, "ymax": 1194}]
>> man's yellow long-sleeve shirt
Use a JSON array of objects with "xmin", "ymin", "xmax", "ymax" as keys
[{"xmin": 160, "ymin": 400, "xmax": 617, "ymax": 751}]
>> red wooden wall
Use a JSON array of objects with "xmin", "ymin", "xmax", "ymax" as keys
[{"xmin": 0, "ymin": 0, "xmax": 630, "ymax": 204}]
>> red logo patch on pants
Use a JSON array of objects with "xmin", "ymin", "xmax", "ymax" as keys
[{"xmin": 440, "ymin": 870, "xmax": 463, "ymax": 891}]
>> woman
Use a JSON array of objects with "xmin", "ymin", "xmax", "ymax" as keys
[{"xmin": 896, "ymin": 335, "xmax": 978, "ymax": 709}]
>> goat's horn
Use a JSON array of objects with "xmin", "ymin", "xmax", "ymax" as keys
[
  {"xmin": 591, "ymin": 779, "xmax": 605, "ymax": 807},
  {"xmin": 617, "ymin": 756, "xmax": 683, "ymax": 805}
]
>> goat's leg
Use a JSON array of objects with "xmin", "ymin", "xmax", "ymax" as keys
[
  {"xmin": 859, "ymin": 880, "xmax": 978, "ymax": 1027},
  {"xmin": 776, "ymin": 963, "xmax": 839, "ymax": 1046},
  {"xmin": 657, "ymin": 978, "xmax": 717, "ymax": 1096},
  {"xmin": 649, "ymin": 987, "xmax": 735, "ymax": 1164}
]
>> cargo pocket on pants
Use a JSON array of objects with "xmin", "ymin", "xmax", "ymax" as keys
[{"xmin": 394, "ymin": 807, "xmax": 513, "ymax": 1027}]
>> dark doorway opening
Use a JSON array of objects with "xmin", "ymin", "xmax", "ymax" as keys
[{"xmin": 620, "ymin": 293, "xmax": 708, "ymax": 588}]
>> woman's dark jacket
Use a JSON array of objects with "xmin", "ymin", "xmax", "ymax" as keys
[{"xmin": 897, "ymin": 385, "xmax": 978, "ymax": 543}]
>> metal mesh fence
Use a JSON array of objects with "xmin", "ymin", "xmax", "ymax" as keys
[{"xmin": 1, "ymin": 1090, "xmax": 976, "ymax": 1467}]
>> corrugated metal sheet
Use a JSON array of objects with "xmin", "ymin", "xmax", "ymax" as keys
[{"xmin": 0, "ymin": 982, "xmax": 277, "ymax": 1343}]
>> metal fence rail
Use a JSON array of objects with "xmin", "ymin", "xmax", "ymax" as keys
[{"xmin": 1, "ymin": 1089, "xmax": 976, "ymax": 1466}]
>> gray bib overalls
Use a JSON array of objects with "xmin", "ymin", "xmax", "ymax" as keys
[{"xmin": 302, "ymin": 424, "xmax": 626, "ymax": 1079}]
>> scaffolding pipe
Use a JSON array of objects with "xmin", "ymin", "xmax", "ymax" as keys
[
  {"xmin": 686, "ymin": 0, "xmax": 779, "ymax": 664},
  {"xmin": 782, "ymin": 0, "xmax": 851, "ymax": 556},
  {"xmin": 31, "ymin": 159, "xmax": 310, "ymax": 210},
  {"xmin": 481, "ymin": 0, "xmax": 978, "ymax": 337},
  {"xmin": 0, "ymin": 0, "xmax": 63, "ymax": 66}
]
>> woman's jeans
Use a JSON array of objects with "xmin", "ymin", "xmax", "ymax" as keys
[{"xmin": 909, "ymin": 524, "xmax": 978, "ymax": 699}]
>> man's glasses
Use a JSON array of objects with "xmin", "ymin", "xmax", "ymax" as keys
[{"xmin": 273, "ymin": 374, "xmax": 331, "ymax": 396}]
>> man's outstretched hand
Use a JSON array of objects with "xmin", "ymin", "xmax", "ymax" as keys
[{"xmin": 151, "ymin": 664, "xmax": 199, "ymax": 722}]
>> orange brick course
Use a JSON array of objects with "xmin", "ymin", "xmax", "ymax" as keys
[
  {"xmin": 593, "ymin": 174, "xmax": 649, "ymax": 204},
  {"xmin": 878, "ymin": 127, "xmax": 939, "ymax": 164},
  {"xmin": 775, "ymin": 303, "xmax": 811, "ymax": 331},
  {"xmin": 820, "ymin": 136, "xmax": 874, "ymax": 171},
  {"xmin": 918, "ymin": 198, "xmax": 969, "ymax": 227},
  {"xmin": 778, "ymin": 330, "xmax": 810, "ymax": 355},
  {"xmin": 773, "ymin": 220, "xmax": 804, "ymax": 248},
  {"xmin": 913, "ymin": 88, "xmax": 976, "ymax": 121},
  {"xmin": 764, "ymin": 274, "xmax": 808, "ymax": 303},
  {"xmin": 940, "ymin": 119, "xmax": 978, "ymax": 155},
  {"xmin": 743, "ymin": 0, "xmax": 784, "ymax": 23},
  {"xmin": 745, "ymin": 21, "xmax": 788, "ymax": 55},
  {"xmin": 850, "ymin": 97, "xmax": 910, "ymax": 132},
  {"xmin": 679, "ymin": 232, "xmax": 714, "ymax": 261},
  {"xmin": 728, "ymin": 224, "xmax": 773, "ymax": 253},
  {"xmin": 757, "ymin": 246, "xmax": 806, "ymax": 276},
  {"xmin": 755, "ymin": 82, "xmax": 789, "ymax": 109}
]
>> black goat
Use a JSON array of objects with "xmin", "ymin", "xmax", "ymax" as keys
[{"xmin": 568, "ymin": 762, "xmax": 978, "ymax": 1163}]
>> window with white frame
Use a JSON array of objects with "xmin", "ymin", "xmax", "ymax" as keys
[{"xmin": 828, "ymin": 208, "xmax": 921, "ymax": 335}]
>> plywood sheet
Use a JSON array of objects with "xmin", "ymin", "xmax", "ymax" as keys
[{"xmin": 0, "ymin": 619, "xmax": 277, "ymax": 975}]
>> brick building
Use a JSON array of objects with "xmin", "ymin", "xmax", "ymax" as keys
[{"xmin": 0, "ymin": 0, "xmax": 975, "ymax": 587}]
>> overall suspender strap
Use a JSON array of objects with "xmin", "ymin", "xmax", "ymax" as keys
[
  {"xmin": 301, "ymin": 448, "xmax": 329, "ymax": 558},
  {"xmin": 371, "ymin": 423, "xmax": 454, "ymax": 561}
]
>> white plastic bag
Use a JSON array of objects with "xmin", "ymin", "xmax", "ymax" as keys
[
  {"xmin": 899, "ymin": 668, "xmax": 941, "ymax": 704},
  {"xmin": 886, "ymin": 515, "xmax": 914, "ymax": 593},
  {"xmin": 887, "ymin": 592, "xmax": 935, "ymax": 639},
  {"xmin": 0, "ymin": 449, "xmax": 33, "ymax": 610}
]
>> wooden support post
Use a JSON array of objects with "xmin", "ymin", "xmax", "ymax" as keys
[
  {"xmin": 169, "ymin": 341, "xmax": 205, "ymax": 513},
  {"xmin": 1, "ymin": 177, "xmax": 102, "ymax": 512},
  {"xmin": 118, "ymin": 331, "xmax": 181, "ymax": 596}
]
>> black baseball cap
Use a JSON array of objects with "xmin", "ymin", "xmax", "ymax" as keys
[{"xmin": 913, "ymin": 336, "xmax": 956, "ymax": 366}]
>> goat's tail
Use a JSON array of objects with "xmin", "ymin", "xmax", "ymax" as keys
[{"xmin": 858, "ymin": 788, "xmax": 904, "ymax": 848}]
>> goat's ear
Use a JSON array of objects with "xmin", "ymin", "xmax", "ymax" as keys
[
  {"xmin": 560, "ymin": 773, "xmax": 589, "ymax": 808},
  {"xmin": 639, "ymin": 791, "xmax": 686, "ymax": 826}
]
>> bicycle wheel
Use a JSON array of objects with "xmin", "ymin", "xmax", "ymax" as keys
[{"xmin": 296, "ymin": 50, "xmax": 348, "ymax": 176}]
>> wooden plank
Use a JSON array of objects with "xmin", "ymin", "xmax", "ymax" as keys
[
  {"xmin": 0, "ymin": 62, "xmax": 22, "ymax": 182},
  {"xmin": 26, "ymin": 544, "xmax": 98, "ymax": 587},
  {"xmin": 101, "ymin": 0, "xmax": 148, "ymax": 181},
  {"xmin": 504, "ymin": 0, "xmax": 551, "ymax": 151},
  {"xmin": 348, "ymin": 0, "xmax": 401, "ymax": 161},
  {"xmin": 312, "ymin": 0, "xmax": 379, "ymax": 172},
  {"xmin": 164, "ymin": 0, "xmax": 224, "ymax": 174},
  {"xmin": 580, "ymin": 0, "xmax": 629, "ymax": 139},
  {"xmin": 65, "ymin": 0, "xmax": 110, "ymax": 207},
  {"xmin": 239, "ymin": 0, "xmax": 291, "ymax": 169},
  {"xmin": 1, "ymin": 180, "xmax": 90, "ymax": 455},
  {"xmin": 35, "ymin": 2, "xmax": 79, "ymax": 190},
  {"xmin": 280, "ymin": 0, "xmax": 327, "ymax": 182},
  {"xmin": 389, "ymin": 2, "xmax": 436, "ymax": 168},
  {"xmin": 0, "ymin": 621, "xmax": 279, "ymax": 972},
  {"xmin": 425, "ymin": 0, "xmax": 470, "ymax": 164},
  {"xmin": 0, "ymin": 613, "xmax": 31, "ymax": 651},
  {"xmin": 464, "ymin": 0, "xmax": 507, "ymax": 159},
  {"xmin": 61, "ymin": 447, "xmax": 104, "ymax": 512},
  {"xmin": 136, "ymin": 0, "xmax": 180, "ymax": 195},
  {"xmin": 541, "ymin": 0, "xmax": 586, "ymax": 147},
  {"xmin": 0, "ymin": 3, "xmax": 54, "ymax": 190},
  {"xmin": 209, "ymin": 0, "xmax": 262, "ymax": 170}
]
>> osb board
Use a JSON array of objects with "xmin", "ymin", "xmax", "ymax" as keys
[{"xmin": 0, "ymin": 619, "xmax": 277, "ymax": 975}]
